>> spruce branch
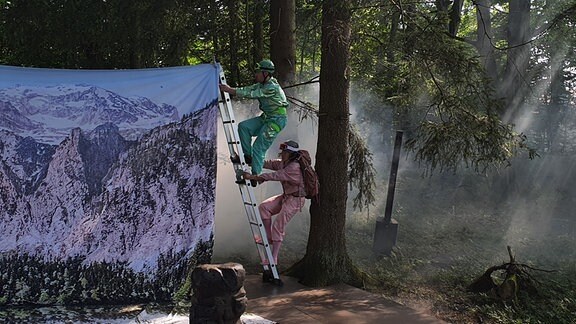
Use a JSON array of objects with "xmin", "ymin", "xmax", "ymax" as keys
[
  {"xmin": 287, "ymin": 96, "xmax": 376, "ymax": 210},
  {"xmin": 348, "ymin": 125, "xmax": 377, "ymax": 211}
]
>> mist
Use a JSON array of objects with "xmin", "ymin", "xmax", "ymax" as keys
[
  {"xmin": 212, "ymin": 98, "xmax": 317, "ymax": 268},
  {"xmin": 348, "ymin": 81, "xmax": 576, "ymax": 268},
  {"xmin": 212, "ymin": 74, "xmax": 576, "ymax": 273}
]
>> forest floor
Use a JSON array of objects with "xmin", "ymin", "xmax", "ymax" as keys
[
  {"xmin": 266, "ymin": 211, "xmax": 575, "ymax": 324},
  {"xmin": 223, "ymin": 169, "xmax": 576, "ymax": 324},
  {"xmin": 215, "ymin": 162, "xmax": 576, "ymax": 324}
]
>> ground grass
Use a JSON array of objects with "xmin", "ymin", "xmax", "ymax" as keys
[
  {"xmin": 275, "ymin": 170, "xmax": 576, "ymax": 324},
  {"xmin": 345, "ymin": 172, "xmax": 576, "ymax": 323},
  {"xmin": 221, "ymin": 216, "xmax": 575, "ymax": 323},
  {"xmin": 343, "ymin": 217, "xmax": 576, "ymax": 324}
]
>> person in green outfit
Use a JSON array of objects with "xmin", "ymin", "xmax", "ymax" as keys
[{"xmin": 219, "ymin": 59, "xmax": 289, "ymax": 182}]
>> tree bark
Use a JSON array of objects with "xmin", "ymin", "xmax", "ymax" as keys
[
  {"xmin": 436, "ymin": 0, "xmax": 463, "ymax": 37},
  {"xmin": 500, "ymin": 0, "xmax": 531, "ymax": 121},
  {"xmin": 270, "ymin": 0, "xmax": 299, "ymax": 142},
  {"xmin": 449, "ymin": 0, "xmax": 464, "ymax": 37},
  {"xmin": 211, "ymin": 0, "xmax": 220, "ymax": 59},
  {"xmin": 286, "ymin": 0, "xmax": 362, "ymax": 287},
  {"xmin": 475, "ymin": 0, "xmax": 498, "ymax": 82},
  {"xmin": 270, "ymin": 0, "xmax": 296, "ymax": 86},
  {"xmin": 252, "ymin": 0, "xmax": 265, "ymax": 65},
  {"xmin": 227, "ymin": 0, "xmax": 241, "ymax": 85},
  {"xmin": 385, "ymin": 8, "xmax": 400, "ymax": 98}
]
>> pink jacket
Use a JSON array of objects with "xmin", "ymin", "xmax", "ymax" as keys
[{"xmin": 260, "ymin": 160, "xmax": 305, "ymax": 197}]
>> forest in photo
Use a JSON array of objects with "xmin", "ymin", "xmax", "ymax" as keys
[{"xmin": 1, "ymin": 1, "xmax": 576, "ymax": 323}]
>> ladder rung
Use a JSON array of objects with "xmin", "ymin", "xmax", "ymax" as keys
[
  {"xmin": 222, "ymin": 120, "xmax": 235, "ymax": 124},
  {"xmin": 228, "ymin": 141, "xmax": 239, "ymax": 144},
  {"xmin": 256, "ymin": 242, "xmax": 272, "ymax": 248},
  {"xmin": 243, "ymin": 201, "xmax": 257, "ymax": 207}
]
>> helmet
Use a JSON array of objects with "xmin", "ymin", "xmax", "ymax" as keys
[{"xmin": 255, "ymin": 59, "xmax": 275, "ymax": 73}]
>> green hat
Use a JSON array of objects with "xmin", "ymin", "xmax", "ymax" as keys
[{"xmin": 255, "ymin": 59, "xmax": 275, "ymax": 73}]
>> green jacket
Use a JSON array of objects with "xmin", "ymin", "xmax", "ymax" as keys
[{"xmin": 236, "ymin": 77, "xmax": 289, "ymax": 117}]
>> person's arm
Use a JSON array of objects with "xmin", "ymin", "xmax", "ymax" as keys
[
  {"xmin": 219, "ymin": 84, "xmax": 237, "ymax": 95},
  {"xmin": 243, "ymin": 162, "xmax": 298, "ymax": 183},
  {"xmin": 258, "ymin": 162, "xmax": 300, "ymax": 183},
  {"xmin": 243, "ymin": 173, "xmax": 264, "ymax": 182},
  {"xmin": 263, "ymin": 159, "xmax": 283, "ymax": 170},
  {"xmin": 236, "ymin": 83, "xmax": 275, "ymax": 99},
  {"xmin": 242, "ymin": 160, "xmax": 282, "ymax": 184}
]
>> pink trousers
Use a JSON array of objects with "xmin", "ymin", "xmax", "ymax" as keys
[{"xmin": 258, "ymin": 194, "xmax": 305, "ymax": 242}]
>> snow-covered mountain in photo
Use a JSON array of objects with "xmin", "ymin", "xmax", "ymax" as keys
[
  {"xmin": 0, "ymin": 84, "xmax": 179, "ymax": 144},
  {"xmin": 0, "ymin": 64, "xmax": 220, "ymax": 304},
  {"xmin": 0, "ymin": 106, "xmax": 217, "ymax": 274}
]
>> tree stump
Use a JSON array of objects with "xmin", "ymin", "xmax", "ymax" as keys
[{"xmin": 189, "ymin": 263, "xmax": 247, "ymax": 324}]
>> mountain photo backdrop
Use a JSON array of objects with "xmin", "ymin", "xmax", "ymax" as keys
[{"xmin": 0, "ymin": 64, "xmax": 220, "ymax": 304}]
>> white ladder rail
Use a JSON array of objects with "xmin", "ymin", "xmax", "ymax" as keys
[{"xmin": 217, "ymin": 69, "xmax": 280, "ymax": 281}]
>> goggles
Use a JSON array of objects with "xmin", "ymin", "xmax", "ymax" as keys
[{"xmin": 279, "ymin": 143, "xmax": 299, "ymax": 152}]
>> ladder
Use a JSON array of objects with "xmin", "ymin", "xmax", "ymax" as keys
[{"xmin": 217, "ymin": 68, "xmax": 282, "ymax": 286}]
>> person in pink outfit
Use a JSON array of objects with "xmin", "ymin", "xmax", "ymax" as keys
[{"xmin": 243, "ymin": 140, "xmax": 305, "ymax": 270}]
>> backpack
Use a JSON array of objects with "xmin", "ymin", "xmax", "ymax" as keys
[{"xmin": 297, "ymin": 150, "xmax": 319, "ymax": 201}]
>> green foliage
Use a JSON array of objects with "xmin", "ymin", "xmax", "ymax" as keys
[
  {"xmin": 294, "ymin": 0, "xmax": 322, "ymax": 80},
  {"xmin": 388, "ymin": 24, "xmax": 532, "ymax": 171},
  {"xmin": 457, "ymin": 3, "xmax": 478, "ymax": 37},
  {"xmin": 0, "ymin": 0, "xmax": 210, "ymax": 68},
  {"xmin": 1, "ymin": 0, "xmax": 572, "ymax": 173},
  {"xmin": 346, "ymin": 1, "xmax": 576, "ymax": 173},
  {"xmin": 348, "ymin": 125, "xmax": 376, "ymax": 210}
]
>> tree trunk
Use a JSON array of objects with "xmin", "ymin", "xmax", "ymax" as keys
[
  {"xmin": 449, "ymin": 0, "xmax": 464, "ymax": 36},
  {"xmin": 436, "ymin": 0, "xmax": 463, "ymax": 37},
  {"xmin": 385, "ymin": 8, "xmax": 400, "ymax": 98},
  {"xmin": 252, "ymin": 0, "xmax": 265, "ymax": 65},
  {"xmin": 298, "ymin": 32, "xmax": 309, "ymax": 80},
  {"xmin": 270, "ymin": 0, "xmax": 298, "ymax": 141},
  {"xmin": 550, "ymin": 57, "xmax": 568, "ymax": 106},
  {"xmin": 227, "ymin": 0, "xmax": 241, "ymax": 85},
  {"xmin": 475, "ymin": 0, "xmax": 498, "ymax": 82},
  {"xmin": 211, "ymin": 0, "xmax": 220, "ymax": 59},
  {"xmin": 545, "ymin": 56, "xmax": 567, "ymax": 152},
  {"xmin": 270, "ymin": 0, "xmax": 296, "ymax": 86},
  {"xmin": 435, "ymin": 0, "xmax": 450, "ymax": 12},
  {"xmin": 286, "ymin": 0, "xmax": 362, "ymax": 287},
  {"xmin": 500, "ymin": 0, "xmax": 531, "ymax": 121}
]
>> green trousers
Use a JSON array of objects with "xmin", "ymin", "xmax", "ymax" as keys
[{"xmin": 238, "ymin": 114, "xmax": 287, "ymax": 175}]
